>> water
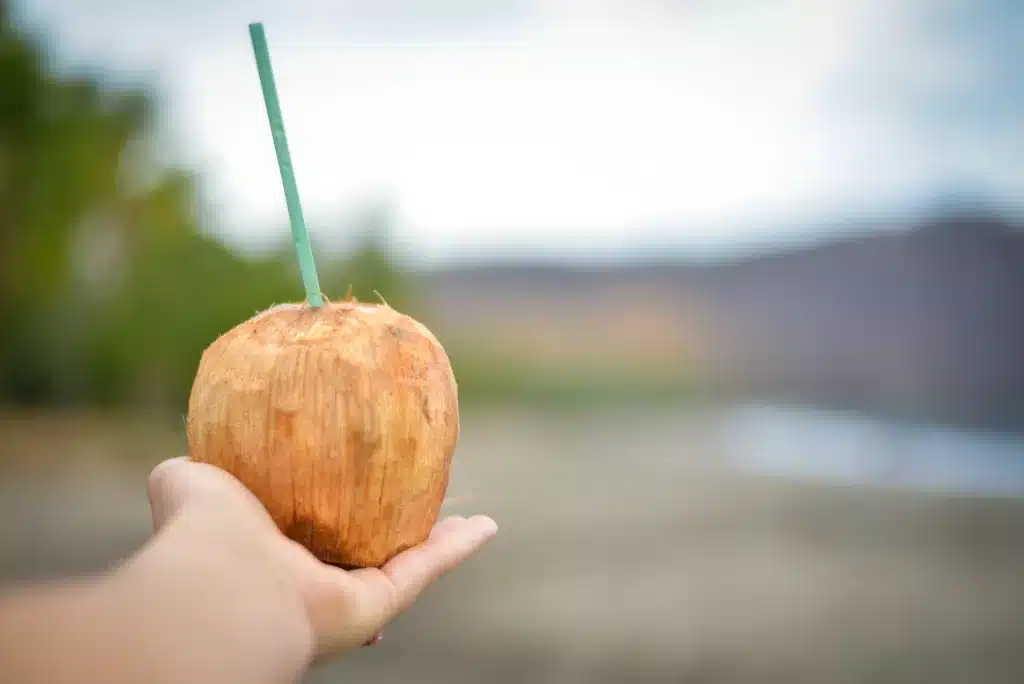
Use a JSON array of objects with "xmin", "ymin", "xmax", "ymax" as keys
[{"xmin": 716, "ymin": 403, "xmax": 1024, "ymax": 496}]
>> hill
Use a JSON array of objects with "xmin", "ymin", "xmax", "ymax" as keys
[{"xmin": 416, "ymin": 214, "xmax": 1024, "ymax": 428}]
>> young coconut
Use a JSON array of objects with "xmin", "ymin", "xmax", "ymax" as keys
[
  {"xmin": 186, "ymin": 292, "xmax": 459, "ymax": 568},
  {"xmin": 192, "ymin": 24, "xmax": 459, "ymax": 567}
]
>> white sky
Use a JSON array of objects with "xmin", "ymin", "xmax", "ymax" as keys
[{"xmin": 18, "ymin": 0, "xmax": 1024, "ymax": 264}]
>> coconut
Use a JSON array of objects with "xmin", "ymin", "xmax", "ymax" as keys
[{"xmin": 186, "ymin": 294, "xmax": 459, "ymax": 568}]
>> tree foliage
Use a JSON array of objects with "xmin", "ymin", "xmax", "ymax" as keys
[{"xmin": 0, "ymin": 7, "xmax": 411, "ymax": 411}]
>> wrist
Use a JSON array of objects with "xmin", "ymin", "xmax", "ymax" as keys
[{"xmin": 107, "ymin": 508, "xmax": 316, "ymax": 682}]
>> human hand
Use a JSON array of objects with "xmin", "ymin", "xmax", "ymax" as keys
[{"xmin": 146, "ymin": 456, "xmax": 497, "ymax": 662}]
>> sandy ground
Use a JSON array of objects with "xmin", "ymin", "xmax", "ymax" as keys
[{"xmin": 1, "ymin": 407, "xmax": 1022, "ymax": 683}]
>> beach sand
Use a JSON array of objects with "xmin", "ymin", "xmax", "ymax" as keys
[{"xmin": 1, "ymin": 407, "xmax": 1021, "ymax": 683}]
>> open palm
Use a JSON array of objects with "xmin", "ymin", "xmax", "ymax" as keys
[{"xmin": 147, "ymin": 457, "xmax": 497, "ymax": 659}]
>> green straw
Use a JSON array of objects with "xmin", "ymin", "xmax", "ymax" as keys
[{"xmin": 248, "ymin": 22, "xmax": 323, "ymax": 308}]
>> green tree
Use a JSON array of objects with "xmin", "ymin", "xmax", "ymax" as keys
[
  {"xmin": 0, "ymin": 6, "xmax": 415, "ymax": 413},
  {"xmin": 0, "ymin": 6, "xmax": 163, "ymax": 402}
]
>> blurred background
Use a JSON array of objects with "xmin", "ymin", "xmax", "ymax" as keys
[{"xmin": 1, "ymin": 0, "xmax": 1023, "ymax": 681}]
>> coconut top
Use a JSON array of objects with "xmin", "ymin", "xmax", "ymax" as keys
[{"xmin": 203, "ymin": 299, "xmax": 455, "ymax": 391}]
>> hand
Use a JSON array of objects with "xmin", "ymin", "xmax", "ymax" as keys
[{"xmin": 146, "ymin": 456, "xmax": 497, "ymax": 662}]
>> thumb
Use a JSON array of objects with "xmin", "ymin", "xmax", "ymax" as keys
[
  {"xmin": 147, "ymin": 456, "xmax": 196, "ymax": 531},
  {"xmin": 147, "ymin": 457, "xmax": 275, "ymax": 532}
]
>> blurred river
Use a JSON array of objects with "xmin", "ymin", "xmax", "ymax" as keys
[{"xmin": 714, "ymin": 404, "xmax": 1024, "ymax": 496}]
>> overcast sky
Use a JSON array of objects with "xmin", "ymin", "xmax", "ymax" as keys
[{"xmin": 17, "ymin": 0, "xmax": 1024, "ymax": 263}]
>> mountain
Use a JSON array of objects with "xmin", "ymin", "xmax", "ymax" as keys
[{"xmin": 416, "ymin": 214, "xmax": 1024, "ymax": 428}]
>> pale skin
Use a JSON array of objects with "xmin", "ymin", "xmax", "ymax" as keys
[{"xmin": 0, "ymin": 457, "xmax": 498, "ymax": 684}]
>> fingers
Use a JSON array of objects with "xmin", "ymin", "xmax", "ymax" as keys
[
  {"xmin": 359, "ymin": 515, "xmax": 498, "ymax": 619},
  {"xmin": 306, "ymin": 516, "xmax": 495, "ymax": 657}
]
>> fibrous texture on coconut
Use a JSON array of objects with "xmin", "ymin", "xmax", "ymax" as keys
[{"xmin": 187, "ymin": 299, "xmax": 459, "ymax": 568}]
